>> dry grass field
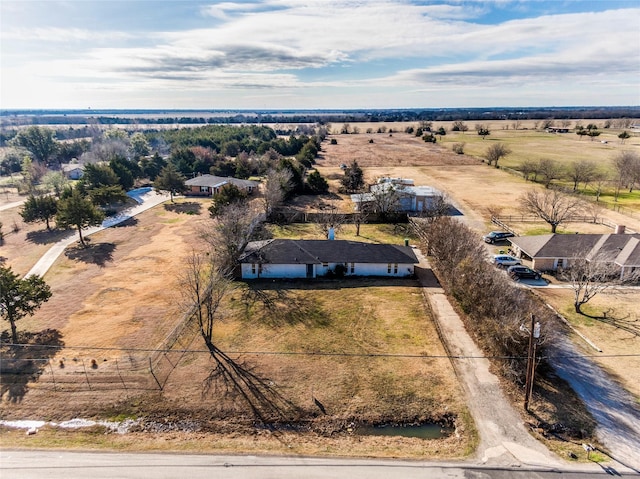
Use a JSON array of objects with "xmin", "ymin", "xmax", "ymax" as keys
[
  {"xmin": 2, "ymin": 120, "xmax": 639, "ymax": 456},
  {"xmin": 1, "ymin": 197, "xmax": 473, "ymax": 458},
  {"xmin": 317, "ymin": 128, "xmax": 640, "ymax": 401}
]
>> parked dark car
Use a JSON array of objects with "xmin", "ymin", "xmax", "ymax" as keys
[
  {"xmin": 483, "ymin": 231, "xmax": 515, "ymax": 244},
  {"xmin": 507, "ymin": 265, "xmax": 542, "ymax": 280}
]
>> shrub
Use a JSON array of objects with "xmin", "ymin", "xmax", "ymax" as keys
[
  {"xmin": 330, "ymin": 138, "xmax": 338, "ymax": 145},
  {"xmin": 413, "ymin": 217, "xmax": 557, "ymax": 384},
  {"xmin": 452, "ymin": 142, "xmax": 465, "ymax": 154}
]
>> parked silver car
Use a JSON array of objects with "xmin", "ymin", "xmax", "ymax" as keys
[{"xmin": 491, "ymin": 254, "xmax": 522, "ymax": 268}]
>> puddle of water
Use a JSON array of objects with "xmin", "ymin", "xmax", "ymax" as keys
[{"xmin": 356, "ymin": 423, "xmax": 453, "ymax": 439}]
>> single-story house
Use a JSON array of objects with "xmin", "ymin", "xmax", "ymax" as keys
[
  {"xmin": 350, "ymin": 177, "xmax": 444, "ymax": 213},
  {"xmin": 239, "ymin": 239, "xmax": 419, "ymax": 279},
  {"xmin": 61, "ymin": 163, "xmax": 85, "ymax": 180},
  {"xmin": 509, "ymin": 233, "xmax": 640, "ymax": 279},
  {"xmin": 185, "ymin": 174, "xmax": 258, "ymax": 197}
]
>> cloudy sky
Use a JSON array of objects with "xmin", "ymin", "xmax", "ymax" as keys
[{"xmin": 1, "ymin": 0, "xmax": 639, "ymax": 110}]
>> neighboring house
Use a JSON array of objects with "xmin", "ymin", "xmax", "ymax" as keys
[
  {"xmin": 509, "ymin": 233, "xmax": 640, "ymax": 279},
  {"xmin": 350, "ymin": 177, "xmax": 443, "ymax": 213},
  {"xmin": 239, "ymin": 239, "xmax": 418, "ymax": 279},
  {"xmin": 184, "ymin": 174, "xmax": 258, "ymax": 197},
  {"xmin": 61, "ymin": 163, "xmax": 85, "ymax": 180}
]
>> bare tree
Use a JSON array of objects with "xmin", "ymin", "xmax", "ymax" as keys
[
  {"xmin": 350, "ymin": 189, "xmax": 371, "ymax": 236},
  {"xmin": 262, "ymin": 168, "xmax": 292, "ymax": 220},
  {"xmin": 537, "ymin": 158, "xmax": 564, "ymax": 188},
  {"xmin": 452, "ymin": 121, "xmax": 468, "ymax": 133},
  {"xmin": 201, "ymin": 201, "xmax": 263, "ymax": 274},
  {"xmin": 368, "ymin": 181, "xmax": 403, "ymax": 219},
  {"xmin": 181, "ymin": 252, "xmax": 233, "ymax": 347},
  {"xmin": 590, "ymin": 170, "xmax": 609, "ymax": 202},
  {"xmin": 562, "ymin": 251, "xmax": 640, "ymax": 315},
  {"xmin": 583, "ymin": 200, "xmax": 604, "ymax": 224},
  {"xmin": 520, "ymin": 160, "xmax": 539, "ymax": 181},
  {"xmin": 418, "ymin": 193, "xmax": 451, "ymax": 223},
  {"xmin": 612, "ymin": 151, "xmax": 640, "ymax": 198},
  {"xmin": 314, "ymin": 201, "xmax": 346, "ymax": 239},
  {"xmin": 519, "ymin": 188, "xmax": 583, "ymax": 233},
  {"xmin": 540, "ymin": 119, "xmax": 555, "ymax": 130},
  {"xmin": 567, "ymin": 160, "xmax": 596, "ymax": 192},
  {"xmin": 485, "ymin": 143, "xmax": 511, "ymax": 168}
]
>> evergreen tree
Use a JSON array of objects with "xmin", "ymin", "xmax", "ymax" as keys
[
  {"xmin": 1, "ymin": 265, "xmax": 52, "ymax": 344},
  {"xmin": 56, "ymin": 187, "xmax": 105, "ymax": 246},
  {"xmin": 20, "ymin": 194, "xmax": 58, "ymax": 230},
  {"xmin": 153, "ymin": 164, "xmax": 186, "ymax": 202}
]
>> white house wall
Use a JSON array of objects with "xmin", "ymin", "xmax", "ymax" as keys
[
  {"xmin": 241, "ymin": 263, "xmax": 310, "ymax": 279},
  {"xmin": 241, "ymin": 262, "xmax": 414, "ymax": 279}
]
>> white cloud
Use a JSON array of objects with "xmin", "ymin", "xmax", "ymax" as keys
[{"xmin": 1, "ymin": 0, "xmax": 638, "ymax": 108}]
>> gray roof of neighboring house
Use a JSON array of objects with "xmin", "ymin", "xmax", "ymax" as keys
[
  {"xmin": 510, "ymin": 233, "xmax": 640, "ymax": 266},
  {"xmin": 185, "ymin": 174, "xmax": 258, "ymax": 189},
  {"xmin": 61, "ymin": 163, "xmax": 85, "ymax": 172},
  {"xmin": 240, "ymin": 239, "xmax": 418, "ymax": 265}
]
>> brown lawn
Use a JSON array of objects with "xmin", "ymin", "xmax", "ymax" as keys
[{"xmin": 317, "ymin": 130, "xmax": 640, "ymax": 400}]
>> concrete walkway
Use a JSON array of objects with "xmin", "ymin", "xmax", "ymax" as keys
[
  {"xmin": 414, "ymin": 248, "xmax": 562, "ymax": 468},
  {"xmin": 25, "ymin": 189, "xmax": 170, "ymax": 278}
]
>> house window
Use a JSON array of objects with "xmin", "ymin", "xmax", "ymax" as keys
[
  {"xmin": 322, "ymin": 262, "xmax": 329, "ymax": 268},
  {"xmin": 388, "ymin": 263, "xmax": 392, "ymax": 273},
  {"xmin": 251, "ymin": 264, "xmax": 262, "ymax": 275},
  {"xmin": 557, "ymin": 258, "xmax": 564, "ymax": 268},
  {"xmin": 350, "ymin": 263, "xmax": 355, "ymax": 274},
  {"xmin": 394, "ymin": 263, "xmax": 398, "ymax": 274},
  {"xmin": 200, "ymin": 186, "xmax": 209, "ymax": 193}
]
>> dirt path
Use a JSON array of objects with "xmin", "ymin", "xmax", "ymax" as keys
[{"xmin": 414, "ymin": 250, "xmax": 561, "ymax": 468}]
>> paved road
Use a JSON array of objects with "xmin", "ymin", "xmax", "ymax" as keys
[
  {"xmin": 25, "ymin": 189, "xmax": 170, "ymax": 278},
  {"xmin": 2, "ymin": 450, "xmax": 634, "ymax": 479},
  {"xmin": 550, "ymin": 337, "xmax": 640, "ymax": 472}
]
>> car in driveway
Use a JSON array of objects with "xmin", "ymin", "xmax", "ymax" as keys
[
  {"xmin": 491, "ymin": 254, "xmax": 522, "ymax": 268},
  {"xmin": 507, "ymin": 265, "xmax": 542, "ymax": 280},
  {"xmin": 483, "ymin": 231, "xmax": 515, "ymax": 244}
]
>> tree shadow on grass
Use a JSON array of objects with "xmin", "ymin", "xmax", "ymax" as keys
[
  {"xmin": 65, "ymin": 242, "xmax": 116, "ymax": 267},
  {"xmin": 26, "ymin": 228, "xmax": 75, "ymax": 245},
  {"xmin": 240, "ymin": 286, "xmax": 331, "ymax": 327},
  {"xmin": 580, "ymin": 310, "xmax": 640, "ymax": 336},
  {"xmin": 111, "ymin": 217, "xmax": 138, "ymax": 228},
  {"xmin": 202, "ymin": 341, "xmax": 301, "ymax": 425},
  {"xmin": 0, "ymin": 329, "xmax": 64, "ymax": 403},
  {"xmin": 164, "ymin": 202, "xmax": 202, "ymax": 215}
]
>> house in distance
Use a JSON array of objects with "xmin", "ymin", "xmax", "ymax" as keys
[{"xmin": 184, "ymin": 174, "xmax": 258, "ymax": 197}]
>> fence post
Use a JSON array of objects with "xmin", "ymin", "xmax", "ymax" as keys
[
  {"xmin": 48, "ymin": 360, "xmax": 57, "ymax": 392},
  {"xmin": 81, "ymin": 359, "xmax": 92, "ymax": 391},
  {"xmin": 148, "ymin": 357, "xmax": 163, "ymax": 391},
  {"xmin": 115, "ymin": 358, "xmax": 127, "ymax": 391}
]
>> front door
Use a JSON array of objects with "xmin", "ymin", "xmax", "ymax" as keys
[{"xmin": 306, "ymin": 264, "xmax": 314, "ymax": 278}]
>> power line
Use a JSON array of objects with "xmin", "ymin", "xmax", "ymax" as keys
[{"xmin": 4, "ymin": 343, "xmax": 640, "ymax": 360}]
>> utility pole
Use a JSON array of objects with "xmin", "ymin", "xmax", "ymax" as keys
[{"xmin": 524, "ymin": 314, "xmax": 541, "ymax": 412}]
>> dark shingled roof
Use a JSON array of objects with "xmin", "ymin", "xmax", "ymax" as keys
[
  {"xmin": 510, "ymin": 233, "xmax": 640, "ymax": 266},
  {"xmin": 240, "ymin": 239, "xmax": 418, "ymax": 265}
]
